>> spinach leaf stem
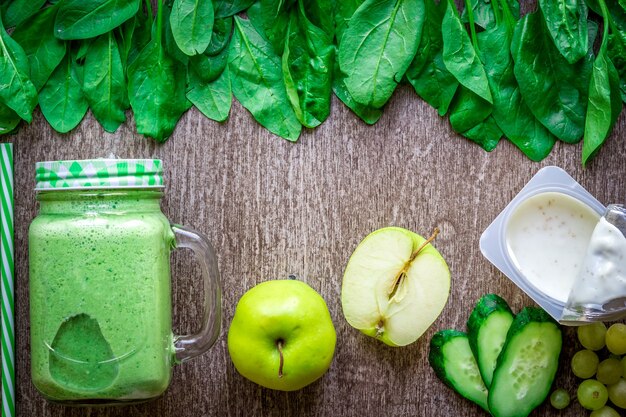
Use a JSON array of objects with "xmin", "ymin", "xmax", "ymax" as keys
[
  {"xmin": 463, "ymin": 0, "xmax": 479, "ymax": 53},
  {"xmin": 156, "ymin": 0, "xmax": 163, "ymax": 50},
  {"xmin": 491, "ymin": 0, "xmax": 501, "ymax": 26}
]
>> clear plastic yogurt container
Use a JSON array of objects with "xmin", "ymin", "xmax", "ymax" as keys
[{"xmin": 479, "ymin": 166, "xmax": 614, "ymax": 323}]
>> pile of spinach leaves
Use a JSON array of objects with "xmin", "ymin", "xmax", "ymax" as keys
[{"xmin": 0, "ymin": 0, "xmax": 624, "ymax": 165}]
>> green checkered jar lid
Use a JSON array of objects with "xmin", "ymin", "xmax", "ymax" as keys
[{"xmin": 35, "ymin": 159, "xmax": 164, "ymax": 190}]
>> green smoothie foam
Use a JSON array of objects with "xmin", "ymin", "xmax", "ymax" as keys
[{"xmin": 29, "ymin": 190, "xmax": 175, "ymax": 402}]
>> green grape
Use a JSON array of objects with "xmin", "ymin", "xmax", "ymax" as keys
[
  {"xmin": 550, "ymin": 388, "xmax": 570, "ymax": 409},
  {"xmin": 590, "ymin": 405, "xmax": 621, "ymax": 417},
  {"xmin": 607, "ymin": 378, "xmax": 626, "ymax": 409},
  {"xmin": 578, "ymin": 323, "xmax": 608, "ymax": 351},
  {"xmin": 606, "ymin": 323, "xmax": 626, "ymax": 355},
  {"xmin": 572, "ymin": 349, "xmax": 600, "ymax": 379},
  {"xmin": 578, "ymin": 379, "xmax": 609, "ymax": 410},
  {"xmin": 597, "ymin": 358, "xmax": 623, "ymax": 385},
  {"xmin": 622, "ymin": 357, "xmax": 626, "ymax": 377}
]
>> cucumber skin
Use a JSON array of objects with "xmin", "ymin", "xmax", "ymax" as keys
[
  {"xmin": 467, "ymin": 294, "xmax": 514, "ymax": 350},
  {"xmin": 467, "ymin": 294, "xmax": 515, "ymax": 387},
  {"xmin": 429, "ymin": 329, "xmax": 466, "ymax": 388},
  {"xmin": 429, "ymin": 329, "xmax": 490, "ymax": 413},
  {"xmin": 488, "ymin": 307, "xmax": 562, "ymax": 417}
]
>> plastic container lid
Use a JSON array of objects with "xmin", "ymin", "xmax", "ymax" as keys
[{"xmin": 35, "ymin": 159, "xmax": 164, "ymax": 190}]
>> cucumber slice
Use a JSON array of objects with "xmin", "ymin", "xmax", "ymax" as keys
[
  {"xmin": 489, "ymin": 307, "xmax": 562, "ymax": 417},
  {"xmin": 429, "ymin": 329, "xmax": 489, "ymax": 412},
  {"xmin": 467, "ymin": 294, "xmax": 515, "ymax": 388}
]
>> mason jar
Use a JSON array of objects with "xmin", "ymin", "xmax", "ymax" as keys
[{"xmin": 28, "ymin": 159, "xmax": 221, "ymax": 404}]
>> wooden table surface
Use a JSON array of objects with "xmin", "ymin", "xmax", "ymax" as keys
[{"xmin": 9, "ymin": 79, "xmax": 626, "ymax": 417}]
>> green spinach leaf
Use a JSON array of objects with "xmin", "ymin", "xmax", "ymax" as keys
[
  {"xmin": 118, "ymin": 4, "xmax": 152, "ymax": 68},
  {"xmin": 338, "ymin": 0, "xmax": 425, "ymax": 108},
  {"xmin": 205, "ymin": 17, "xmax": 232, "ymax": 56},
  {"xmin": 127, "ymin": 4, "xmax": 190, "ymax": 141},
  {"xmin": 406, "ymin": 0, "xmax": 458, "ymax": 116},
  {"xmin": 461, "ymin": 0, "xmax": 519, "ymax": 30},
  {"xmin": 39, "ymin": 50, "xmax": 89, "ymax": 133},
  {"xmin": 332, "ymin": 66, "xmax": 383, "ymax": 124},
  {"xmin": 73, "ymin": 43, "xmax": 86, "ymax": 86},
  {"xmin": 303, "ymin": 0, "xmax": 334, "ymax": 37},
  {"xmin": 332, "ymin": 0, "xmax": 383, "ymax": 124},
  {"xmin": 461, "ymin": 115, "xmax": 502, "ymax": 152},
  {"xmin": 11, "ymin": 6, "xmax": 67, "ymax": 91},
  {"xmin": 4, "ymin": 0, "xmax": 46, "ymax": 28},
  {"xmin": 511, "ymin": 10, "xmax": 594, "ymax": 143},
  {"xmin": 442, "ymin": 0, "xmax": 493, "ymax": 104},
  {"xmin": 586, "ymin": 0, "xmax": 626, "ymax": 29},
  {"xmin": 55, "ymin": 0, "xmax": 141, "ymax": 40},
  {"xmin": 186, "ymin": 16, "xmax": 232, "ymax": 82},
  {"xmin": 247, "ymin": 0, "xmax": 295, "ymax": 54},
  {"xmin": 282, "ymin": 0, "xmax": 333, "ymax": 128},
  {"xmin": 170, "ymin": 0, "xmax": 214, "ymax": 56},
  {"xmin": 229, "ymin": 16, "xmax": 301, "ymax": 141},
  {"xmin": 538, "ymin": 0, "xmax": 589, "ymax": 64},
  {"xmin": 163, "ymin": 0, "xmax": 189, "ymax": 64},
  {"xmin": 74, "ymin": 38, "xmax": 92, "ymax": 61},
  {"xmin": 582, "ymin": 0, "xmax": 623, "ymax": 165},
  {"xmin": 189, "ymin": 44, "xmax": 229, "ymax": 82},
  {"xmin": 117, "ymin": 4, "xmax": 152, "ymax": 109},
  {"xmin": 0, "ymin": 16, "xmax": 38, "ymax": 122},
  {"xmin": 448, "ymin": 87, "xmax": 492, "ymax": 133},
  {"xmin": 187, "ymin": 64, "xmax": 232, "ymax": 122},
  {"xmin": 214, "ymin": 0, "xmax": 254, "ymax": 18},
  {"xmin": 0, "ymin": 3, "xmax": 8, "ymax": 21},
  {"xmin": 335, "ymin": 0, "xmax": 363, "ymax": 42},
  {"xmin": 83, "ymin": 31, "xmax": 126, "ymax": 132},
  {"xmin": 450, "ymin": 87, "xmax": 502, "ymax": 152},
  {"xmin": 479, "ymin": 13, "xmax": 556, "ymax": 161},
  {"xmin": 0, "ymin": 102, "xmax": 21, "ymax": 134},
  {"xmin": 608, "ymin": 30, "xmax": 626, "ymax": 102},
  {"xmin": 445, "ymin": 0, "xmax": 500, "ymax": 151}
]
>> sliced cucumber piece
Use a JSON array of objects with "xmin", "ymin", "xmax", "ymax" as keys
[
  {"xmin": 467, "ymin": 294, "xmax": 515, "ymax": 388},
  {"xmin": 429, "ymin": 329, "xmax": 489, "ymax": 412},
  {"xmin": 489, "ymin": 307, "xmax": 562, "ymax": 417}
]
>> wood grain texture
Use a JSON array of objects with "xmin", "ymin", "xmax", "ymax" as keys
[{"xmin": 7, "ymin": 36, "xmax": 626, "ymax": 417}]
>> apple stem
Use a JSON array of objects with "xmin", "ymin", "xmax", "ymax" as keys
[
  {"xmin": 277, "ymin": 339, "xmax": 285, "ymax": 378},
  {"xmin": 408, "ymin": 227, "xmax": 440, "ymax": 263}
]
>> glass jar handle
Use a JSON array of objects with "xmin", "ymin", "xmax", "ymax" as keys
[{"xmin": 171, "ymin": 224, "xmax": 222, "ymax": 363}]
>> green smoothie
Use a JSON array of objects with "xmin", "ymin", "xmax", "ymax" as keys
[{"xmin": 29, "ymin": 190, "xmax": 175, "ymax": 403}]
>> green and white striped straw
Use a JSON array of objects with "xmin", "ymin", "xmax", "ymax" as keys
[{"xmin": 1, "ymin": 144, "xmax": 14, "ymax": 417}]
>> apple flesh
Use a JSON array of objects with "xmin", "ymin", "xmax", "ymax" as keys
[
  {"xmin": 341, "ymin": 227, "xmax": 450, "ymax": 346},
  {"xmin": 228, "ymin": 279, "xmax": 336, "ymax": 391}
]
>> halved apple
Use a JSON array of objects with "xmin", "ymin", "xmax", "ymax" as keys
[{"xmin": 341, "ymin": 227, "xmax": 451, "ymax": 346}]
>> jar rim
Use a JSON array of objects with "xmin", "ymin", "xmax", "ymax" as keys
[{"xmin": 35, "ymin": 189, "xmax": 164, "ymax": 204}]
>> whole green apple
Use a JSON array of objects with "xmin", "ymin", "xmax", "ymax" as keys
[{"xmin": 227, "ymin": 279, "xmax": 336, "ymax": 391}]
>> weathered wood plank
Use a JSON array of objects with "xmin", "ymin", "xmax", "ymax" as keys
[{"xmin": 10, "ymin": 77, "xmax": 626, "ymax": 417}]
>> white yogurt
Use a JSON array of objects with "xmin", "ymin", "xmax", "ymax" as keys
[
  {"xmin": 505, "ymin": 192, "xmax": 601, "ymax": 302},
  {"xmin": 566, "ymin": 217, "xmax": 626, "ymax": 307}
]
